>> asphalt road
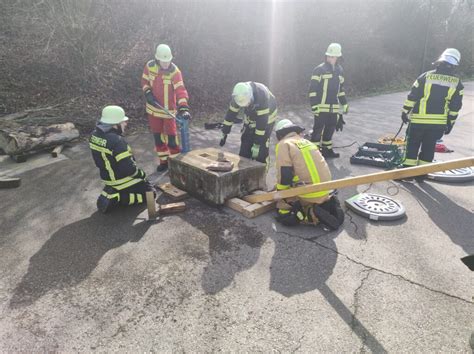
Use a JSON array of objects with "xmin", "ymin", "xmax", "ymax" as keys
[{"xmin": 1, "ymin": 83, "xmax": 473, "ymax": 352}]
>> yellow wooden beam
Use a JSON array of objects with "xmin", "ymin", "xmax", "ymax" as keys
[{"xmin": 243, "ymin": 157, "xmax": 474, "ymax": 204}]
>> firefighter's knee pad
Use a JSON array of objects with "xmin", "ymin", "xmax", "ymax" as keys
[{"xmin": 313, "ymin": 196, "xmax": 344, "ymax": 230}]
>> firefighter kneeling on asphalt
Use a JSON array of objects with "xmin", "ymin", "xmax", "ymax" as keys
[
  {"xmin": 89, "ymin": 105, "xmax": 155, "ymax": 213},
  {"xmin": 274, "ymin": 119, "xmax": 344, "ymax": 230}
]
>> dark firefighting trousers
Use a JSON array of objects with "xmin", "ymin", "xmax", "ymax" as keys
[
  {"xmin": 97, "ymin": 179, "xmax": 154, "ymax": 212},
  {"xmin": 239, "ymin": 124, "xmax": 274, "ymax": 165},
  {"xmin": 403, "ymin": 124, "xmax": 444, "ymax": 166},
  {"xmin": 310, "ymin": 112, "xmax": 337, "ymax": 150}
]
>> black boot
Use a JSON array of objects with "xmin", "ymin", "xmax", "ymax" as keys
[
  {"xmin": 322, "ymin": 148, "xmax": 340, "ymax": 158},
  {"xmin": 156, "ymin": 163, "xmax": 168, "ymax": 172},
  {"xmin": 97, "ymin": 195, "xmax": 117, "ymax": 214}
]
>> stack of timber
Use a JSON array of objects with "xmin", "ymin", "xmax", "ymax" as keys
[{"xmin": 225, "ymin": 190, "xmax": 276, "ymax": 218}]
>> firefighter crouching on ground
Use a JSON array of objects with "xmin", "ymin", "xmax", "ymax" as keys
[
  {"xmin": 142, "ymin": 43, "xmax": 191, "ymax": 172},
  {"xmin": 401, "ymin": 48, "xmax": 464, "ymax": 173},
  {"xmin": 274, "ymin": 119, "xmax": 344, "ymax": 230},
  {"xmin": 90, "ymin": 105, "xmax": 154, "ymax": 213},
  {"xmin": 308, "ymin": 43, "xmax": 348, "ymax": 158},
  {"xmin": 220, "ymin": 82, "xmax": 277, "ymax": 166}
]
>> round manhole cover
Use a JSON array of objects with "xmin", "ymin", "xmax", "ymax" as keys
[
  {"xmin": 428, "ymin": 167, "xmax": 474, "ymax": 183},
  {"xmin": 345, "ymin": 193, "xmax": 406, "ymax": 221}
]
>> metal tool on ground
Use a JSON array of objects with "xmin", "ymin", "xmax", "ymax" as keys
[
  {"xmin": 204, "ymin": 122, "xmax": 224, "ymax": 130},
  {"xmin": 427, "ymin": 167, "xmax": 474, "ymax": 183},
  {"xmin": 345, "ymin": 193, "xmax": 405, "ymax": 221},
  {"xmin": 350, "ymin": 142, "xmax": 403, "ymax": 168},
  {"xmin": 243, "ymin": 157, "xmax": 474, "ymax": 203},
  {"xmin": 151, "ymin": 100, "xmax": 191, "ymax": 153}
]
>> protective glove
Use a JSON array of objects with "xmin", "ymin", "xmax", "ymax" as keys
[
  {"xmin": 251, "ymin": 144, "xmax": 260, "ymax": 159},
  {"xmin": 401, "ymin": 112, "xmax": 409, "ymax": 124},
  {"xmin": 219, "ymin": 133, "xmax": 228, "ymax": 147},
  {"xmin": 137, "ymin": 168, "xmax": 146, "ymax": 179},
  {"xmin": 445, "ymin": 120, "xmax": 454, "ymax": 135},
  {"xmin": 178, "ymin": 110, "xmax": 191, "ymax": 120},
  {"xmin": 336, "ymin": 114, "xmax": 345, "ymax": 132},
  {"xmin": 145, "ymin": 90, "xmax": 159, "ymax": 107}
]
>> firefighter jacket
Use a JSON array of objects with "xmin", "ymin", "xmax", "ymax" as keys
[
  {"xmin": 89, "ymin": 124, "xmax": 143, "ymax": 190},
  {"xmin": 308, "ymin": 62, "xmax": 348, "ymax": 114},
  {"xmin": 276, "ymin": 132, "xmax": 331, "ymax": 204},
  {"xmin": 141, "ymin": 60, "xmax": 189, "ymax": 119},
  {"xmin": 402, "ymin": 66, "xmax": 463, "ymax": 127},
  {"xmin": 222, "ymin": 82, "xmax": 277, "ymax": 145}
]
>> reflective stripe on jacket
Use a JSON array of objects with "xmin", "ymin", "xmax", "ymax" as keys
[
  {"xmin": 222, "ymin": 82, "xmax": 277, "ymax": 145},
  {"xmin": 89, "ymin": 127, "xmax": 142, "ymax": 190},
  {"xmin": 402, "ymin": 67, "xmax": 463, "ymax": 126},
  {"xmin": 309, "ymin": 62, "xmax": 348, "ymax": 114},
  {"xmin": 276, "ymin": 132, "xmax": 331, "ymax": 204},
  {"xmin": 141, "ymin": 60, "xmax": 189, "ymax": 118}
]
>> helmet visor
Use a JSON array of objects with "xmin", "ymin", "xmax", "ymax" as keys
[{"xmin": 234, "ymin": 95, "xmax": 252, "ymax": 107}]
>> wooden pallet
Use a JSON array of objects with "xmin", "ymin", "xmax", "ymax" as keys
[
  {"xmin": 146, "ymin": 191, "xmax": 186, "ymax": 220},
  {"xmin": 157, "ymin": 182, "xmax": 188, "ymax": 201},
  {"xmin": 225, "ymin": 191, "xmax": 276, "ymax": 219}
]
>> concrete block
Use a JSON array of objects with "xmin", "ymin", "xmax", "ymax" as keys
[{"xmin": 169, "ymin": 148, "xmax": 266, "ymax": 205}]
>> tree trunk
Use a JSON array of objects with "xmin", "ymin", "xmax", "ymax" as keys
[{"xmin": 0, "ymin": 123, "xmax": 79, "ymax": 155}]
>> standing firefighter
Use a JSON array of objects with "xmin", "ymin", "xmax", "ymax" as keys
[
  {"xmin": 142, "ymin": 44, "xmax": 191, "ymax": 172},
  {"xmin": 90, "ymin": 106, "xmax": 154, "ymax": 213},
  {"xmin": 308, "ymin": 43, "xmax": 348, "ymax": 158},
  {"xmin": 220, "ymin": 82, "xmax": 277, "ymax": 166},
  {"xmin": 401, "ymin": 48, "xmax": 464, "ymax": 169},
  {"xmin": 274, "ymin": 119, "xmax": 344, "ymax": 230}
]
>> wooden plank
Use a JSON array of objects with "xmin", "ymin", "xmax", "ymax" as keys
[
  {"xmin": 243, "ymin": 200, "xmax": 277, "ymax": 218},
  {"xmin": 146, "ymin": 191, "xmax": 157, "ymax": 220},
  {"xmin": 225, "ymin": 197, "xmax": 252, "ymax": 217},
  {"xmin": 244, "ymin": 157, "xmax": 474, "ymax": 203},
  {"xmin": 0, "ymin": 176, "xmax": 21, "ymax": 189},
  {"xmin": 158, "ymin": 182, "xmax": 188, "ymax": 201},
  {"xmin": 159, "ymin": 202, "xmax": 186, "ymax": 215},
  {"xmin": 225, "ymin": 192, "xmax": 276, "ymax": 219},
  {"xmin": 51, "ymin": 144, "xmax": 64, "ymax": 157}
]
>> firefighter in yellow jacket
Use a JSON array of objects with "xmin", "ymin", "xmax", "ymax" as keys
[{"xmin": 274, "ymin": 119, "xmax": 344, "ymax": 230}]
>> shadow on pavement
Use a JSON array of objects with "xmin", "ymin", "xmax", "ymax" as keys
[
  {"xmin": 269, "ymin": 225, "xmax": 386, "ymax": 352},
  {"xmin": 402, "ymin": 181, "xmax": 474, "ymax": 254},
  {"xmin": 9, "ymin": 206, "xmax": 153, "ymax": 309},
  {"xmin": 178, "ymin": 199, "xmax": 266, "ymax": 295},
  {"xmin": 175, "ymin": 145, "xmax": 386, "ymax": 351}
]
